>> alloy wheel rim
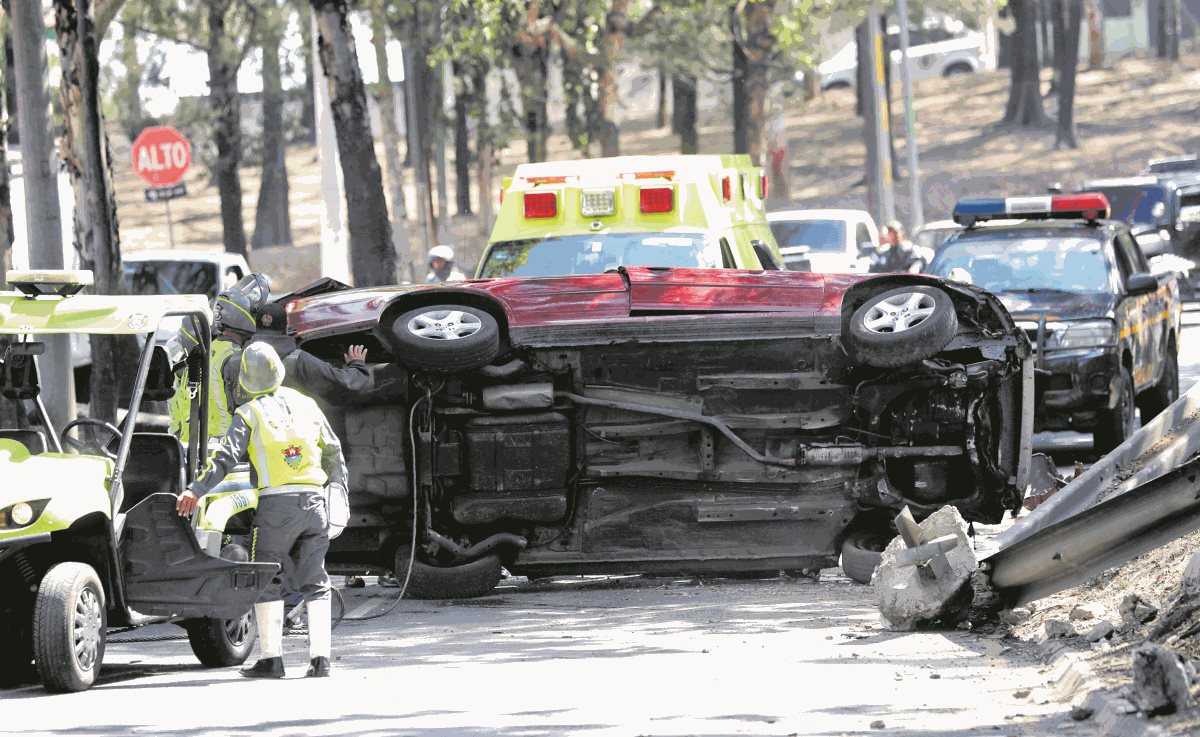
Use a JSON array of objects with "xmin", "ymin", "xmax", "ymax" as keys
[
  {"xmin": 74, "ymin": 587, "xmax": 102, "ymax": 671},
  {"xmin": 862, "ymin": 292, "xmax": 937, "ymax": 334},
  {"xmin": 407, "ymin": 310, "xmax": 483, "ymax": 341},
  {"xmin": 226, "ymin": 615, "xmax": 251, "ymax": 646}
]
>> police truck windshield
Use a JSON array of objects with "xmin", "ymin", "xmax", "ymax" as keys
[
  {"xmin": 768, "ymin": 220, "xmax": 845, "ymax": 253},
  {"xmin": 479, "ymin": 232, "xmax": 724, "ymax": 278},
  {"xmin": 928, "ymin": 235, "xmax": 1110, "ymax": 294}
]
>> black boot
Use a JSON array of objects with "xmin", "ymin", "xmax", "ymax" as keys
[
  {"xmin": 306, "ymin": 656, "xmax": 330, "ymax": 677},
  {"xmin": 240, "ymin": 657, "xmax": 285, "ymax": 679}
]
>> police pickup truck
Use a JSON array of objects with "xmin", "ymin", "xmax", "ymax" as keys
[{"xmin": 927, "ymin": 194, "xmax": 1182, "ymax": 453}]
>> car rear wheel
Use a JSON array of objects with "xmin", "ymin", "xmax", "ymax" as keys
[
  {"xmin": 33, "ymin": 562, "xmax": 106, "ymax": 693},
  {"xmin": 1094, "ymin": 366, "xmax": 1137, "ymax": 454},
  {"xmin": 1137, "ymin": 343, "xmax": 1179, "ymax": 422},
  {"xmin": 840, "ymin": 529, "xmax": 892, "ymax": 585},
  {"xmin": 392, "ymin": 547, "xmax": 503, "ymax": 600},
  {"xmin": 846, "ymin": 286, "xmax": 958, "ymax": 368},
  {"xmin": 388, "ymin": 304, "xmax": 501, "ymax": 373}
]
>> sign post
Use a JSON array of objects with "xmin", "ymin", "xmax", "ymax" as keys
[{"xmin": 131, "ymin": 126, "xmax": 192, "ymax": 249}]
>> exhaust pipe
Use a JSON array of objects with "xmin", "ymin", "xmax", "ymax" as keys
[{"xmin": 426, "ymin": 529, "xmax": 527, "ymax": 562}]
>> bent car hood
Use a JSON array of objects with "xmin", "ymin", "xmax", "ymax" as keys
[
  {"xmin": 994, "ymin": 291, "xmax": 1117, "ymax": 322},
  {"xmin": 287, "ymin": 268, "xmax": 879, "ymax": 341}
]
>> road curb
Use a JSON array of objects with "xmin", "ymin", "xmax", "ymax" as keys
[{"xmin": 1039, "ymin": 642, "xmax": 1166, "ymax": 737}]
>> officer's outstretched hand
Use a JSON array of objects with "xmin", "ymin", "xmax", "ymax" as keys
[
  {"xmin": 176, "ymin": 489, "xmax": 201, "ymax": 517},
  {"xmin": 345, "ymin": 345, "xmax": 368, "ymax": 364}
]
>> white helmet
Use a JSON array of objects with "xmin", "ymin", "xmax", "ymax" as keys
[
  {"xmin": 238, "ymin": 342, "xmax": 285, "ymax": 397},
  {"xmin": 429, "ymin": 245, "xmax": 455, "ymax": 263}
]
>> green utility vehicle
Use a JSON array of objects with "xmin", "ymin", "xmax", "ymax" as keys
[{"xmin": 0, "ymin": 270, "xmax": 275, "ymax": 693}]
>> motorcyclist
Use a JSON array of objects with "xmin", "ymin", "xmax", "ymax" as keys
[{"xmin": 425, "ymin": 245, "xmax": 467, "ymax": 283}]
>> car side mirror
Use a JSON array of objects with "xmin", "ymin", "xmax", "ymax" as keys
[
  {"xmin": 751, "ymin": 240, "xmax": 784, "ymax": 271},
  {"xmin": 1126, "ymin": 272, "xmax": 1159, "ymax": 296}
]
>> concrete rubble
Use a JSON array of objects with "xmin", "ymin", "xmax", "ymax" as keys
[
  {"xmin": 1131, "ymin": 644, "xmax": 1193, "ymax": 716},
  {"xmin": 1120, "ymin": 594, "xmax": 1159, "ymax": 627},
  {"xmin": 1084, "ymin": 620, "xmax": 1115, "ymax": 642},
  {"xmin": 1042, "ymin": 619, "xmax": 1078, "ymax": 640},
  {"xmin": 1069, "ymin": 603, "xmax": 1103, "ymax": 621},
  {"xmin": 873, "ymin": 505, "xmax": 977, "ymax": 630}
]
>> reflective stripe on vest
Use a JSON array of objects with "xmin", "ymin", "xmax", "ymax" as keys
[
  {"xmin": 168, "ymin": 368, "xmax": 192, "ymax": 443},
  {"xmin": 207, "ymin": 340, "xmax": 239, "ymax": 440},
  {"xmin": 235, "ymin": 386, "xmax": 328, "ymax": 489}
]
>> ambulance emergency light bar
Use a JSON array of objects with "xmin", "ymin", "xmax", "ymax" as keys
[{"xmin": 952, "ymin": 193, "xmax": 1110, "ymax": 227}]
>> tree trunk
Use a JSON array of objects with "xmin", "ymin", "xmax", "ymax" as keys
[
  {"xmin": 1002, "ymin": 0, "xmax": 1047, "ymax": 126},
  {"xmin": 731, "ymin": 6, "xmax": 748, "ymax": 155},
  {"xmin": 57, "ymin": 0, "xmax": 123, "ymax": 423},
  {"xmin": 298, "ymin": 8, "xmax": 316, "ymax": 145},
  {"xmin": 3, "ymin": 29, "xmax": 16, "ymax": 146},
  {"xmin": 672, "ymin": 72, "xmax": 698, "ymax": 154},
  {"xmin": 207, "ymin": 0, "xmax": 247, "ymax": 256},
  {"xmin": 513, "ymin": 44, "xmax": 548, "ymax": 162},
  {"xmin": 117, "ymin": 18, "xmax": 142, "ymax": 140},
  {"xmin": 656, "ymin": 66, "xmax": 668, "ymax": 128},
  {"xmin": 1055, "ymin": 0, "xmax": 1083, "ymax": 149},
  {"xmin": 252, "ymin": 19, "xmax": 291, "ymax": 250},
  {"xmin": 370, "ymin": 11, "xmax": 407, "ymax": 224},
  {"xmin": 1086, "ymin": 0, "xmax": 1104, "ymax": 68},
  {"xmin": 312, "ymin": 0, "xmax": 396, "ymax": 286},
  {"xmin": 452, "ymin": 62, "xmax": 472, "ymax": 216},
  {"xmin": 596, "ymin": 0, "xmax": 632, "ymax": 157},
  {"xmin": 474, "ymin": 65, "xmax": 492, "ymax": 233},
  {"xmin": 740, "ymin": 0, "xmax": 774, "ymax": 166}
]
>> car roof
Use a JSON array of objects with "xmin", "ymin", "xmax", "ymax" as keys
[
  {"xmin": 766, "ymin": 209, "xmax": 872, "ymax": 222},
  {"xmin": 1081, "ymin": 175, "xmax": 1162, "ymax": 188},
  {"xmin": 0, "ymin": 292, "xmax": 210, "ymax": 335},
  {"xmin": 123, "ymin": 249, "xmax": 231, "ymax": 264}
]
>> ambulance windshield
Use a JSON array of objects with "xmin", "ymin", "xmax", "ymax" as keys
[{"xmin": 479, "ymin": 232, "xmax": 725, "ymax": 278}]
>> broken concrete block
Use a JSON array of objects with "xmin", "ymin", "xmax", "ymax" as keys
[
  {"xmin": 1119, "ymin": 594, "xmax": 1159, "ymax": 627},
  {"xmin": 999, "ymin": 607, "xmax": 1033, "ymax": 626},
  {"xmin": 1182, "ymin": 552, "xmax": 1200, "ymax": 596},
  {"xmin": 1085, "ymin": 620, "xmax": 1115, "ymax": 642},
  {"xmin": 1043, "ymin": 619, "xmax": 1078, "ymax": 639},
  {"xmin": 1070, "ymin": 603, "xmax": 1103, "ymax": 621},
  {"xmin": 873, "ymin": 505, "xmax": 977, "ymax": 630},
  {"xmin": 1132, "ymin": 644, "xmax": 1192, "ymax": 716}
]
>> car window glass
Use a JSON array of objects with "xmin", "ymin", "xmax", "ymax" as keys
[
  {"xmin": 927, "ymin": 234, "xmax": 1109, "ymax": 293},
  {"xmin": 769, "ymin": 220, "xmax": 846, "ymax": 253},
  {"xmin": 480, "ymin": 232, "xmax": 721, "ymax": 278},
  {"xmin": 855, "ymin": 223, "xmax": 873, "ymax": 248},
  {"xmin": 124, "ymin": 261, "xmax": 218, "ymax": 297}
]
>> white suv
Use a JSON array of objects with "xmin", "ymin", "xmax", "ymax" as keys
[
  {"xmin": 767, "ymin": 209, "xmax": 879, "ymax": 273},
  {"xmin": 814, "ymin": 19, "xmax": 993, "ymax": 91}
]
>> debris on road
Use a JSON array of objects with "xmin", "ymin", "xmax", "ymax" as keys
[
  {"xmin": 1085, "ymin": 621, "xmax": 1115, "ymax": 643},
  {"xmin": 1042, "ymin": 619, "xmax": 1078, "ymax": 640},
  {"xmin": 1132, "ymin": 644, "xmax": 1193, "ymax": 716},
  {"xmin": 1070, "ymin": 603, "xmax": 1102, "ymax": 621},
  {"xmin": 874, "ymin": 505, "xmax": 976, "ymax": 630},
  {"xmin": 1120, "ymin": 594, "xmax": 1159, "ymax": 627}
]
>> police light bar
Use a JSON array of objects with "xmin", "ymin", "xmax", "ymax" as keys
[
  {"xmin": 952, "ymin": 194, "xmax": 1110, "ymax": 227},
  {"xmin": 5, "ymin": 269, "xmax": 94, "ymax": 297}
]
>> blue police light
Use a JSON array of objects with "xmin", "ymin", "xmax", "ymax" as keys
[{"xmin": 952, "ymin": 194, "xmax": 1110, "ymax": 227}]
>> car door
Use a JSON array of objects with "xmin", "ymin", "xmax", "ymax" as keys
[
  {"xmin": 853, "ymin": 221, "xmax": 875, "ymax": 272},
  {"xmin": 1113, "ymin": 230, "xmax": 1160, "ymax": 391}
]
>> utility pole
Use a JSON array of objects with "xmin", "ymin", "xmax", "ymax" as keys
[
  {"xmin": 861, "ymin": 8, "xmax": 896, "ymax": 226},
  {"xmin": 894, "ymin": 0, "xmax": 924, "ymax": 230},
  {"xmin": 404, "ymin": 44, "xmax": 435, "ymax": 254},
  {"xmin": 311, "ymin": 9, "xmax": 351, "ymax": 285},
  {"xmin": 11, "ymin": 0, "xmax": 75, "ymax": 430}
]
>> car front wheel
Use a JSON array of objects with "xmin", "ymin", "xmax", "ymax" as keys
[
  {"xmin": 388, "ymin": 304, "xmax": 501, "ymax": 373},
  {"xmin": 33, "ymin": 562, "xmax": 107, "ymax": 693},
  {"xmin": 846, "ymin": 286, "xmax": 958, "ymax": 368}
]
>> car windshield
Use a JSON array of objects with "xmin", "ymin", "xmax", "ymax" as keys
[
  {"xmin": 124, "ymin": 260, "xmax": 217, "ymax": 297},
  {"xmin": 1085, "ymin": 185, "xmax": 1166, "ymax": 224},
  {"xmin": 928, "ymin": 235, "xmax": 1110, "ymax": 293},
  {"xmin": 479, "ymin": 232, "xmax": 723, "ymax": 278},
  {"xmin": 769, "ymin": 220, "xmax": 846, "ymax": 253}
]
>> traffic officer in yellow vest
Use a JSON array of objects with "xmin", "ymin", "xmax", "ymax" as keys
[{"xmin": 176, "ymin": 342, "xmax": 348, "ymax": 679}]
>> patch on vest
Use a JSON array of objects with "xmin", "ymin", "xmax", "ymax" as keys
[{"xmin": 283, "ymin": 445, "xmax": 303, "ymax": 469}]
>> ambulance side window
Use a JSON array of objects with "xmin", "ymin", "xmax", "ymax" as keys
[{"xmin": 719, "ymin": 238, "xmax": 736, "ymax": 269}]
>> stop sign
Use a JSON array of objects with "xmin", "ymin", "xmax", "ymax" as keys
[{"xmin": 131, "ymin": 126, "xmax": 192, "ymax": 187}]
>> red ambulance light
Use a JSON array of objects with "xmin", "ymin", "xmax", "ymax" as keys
[
  {"xmin": 721, "ymin": 176, "xmax": 732, "ymax": 201},
  {"xmin": 759, "ymin": 173, "xmax": 768, "ymax": 199},
  {"xmin": 639, "ymin": 186, "xmax": 674, "ymax": 214},
  {"xmin": 523, "ymin": 191, "xmax": 558, "ymax": 218}
]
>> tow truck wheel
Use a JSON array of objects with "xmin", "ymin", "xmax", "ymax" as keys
[
  {"xmin": 847, "ymin": 286, "xmax": 958, "ymax": 368},
  {"xmin": 32, "ymin": 562, "xmax": 106, "ymax": 693},
  {"xmin": 1095, "ymin": 366, "xmax": 1137, "ymax": 454},
  {"xmin": 185, "ymin": 615, "xmax": 256, "ymax": 667}
]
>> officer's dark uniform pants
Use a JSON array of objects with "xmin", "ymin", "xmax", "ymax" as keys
[{"xmin": 252, "ymin": 491, "xmax": 331, "ymax": 602}]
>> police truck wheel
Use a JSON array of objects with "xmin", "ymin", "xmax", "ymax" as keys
[
  {"xmin": 392, "ymin": 548, "xmax": 504, "ymax": 600},
  {"xmin": 32, "ymin": 562, "xmax": 106, "ymax": 693},
  {"xmin": 1137, "ymin": 344, "xmax": 1179, "ymax": 422},
  {"xmin": 388, "ymin": 304, "xmax": 501, "ymax": 373},
  {"xmin": 847, "ymin": 286, "xmax": 958, "ymax": 368},
  {"xmin": 185, "ymin": 615, "xmax": 256, "ymax": 667},
  {"xmin": 1095, "ymin": 367, "xmax": 1137, "ymax": 454}
]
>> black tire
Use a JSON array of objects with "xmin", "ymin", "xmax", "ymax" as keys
[
  {"xmin": 823, "ymin": 80, "xmax": 852, "ymax": 90},
  {"xmin": 840, "ymin": 530, "xmax": 890, "ymax": 585},
  {"xmin": 1094, "ymin": 366, "xmax": 1137, "ymax": 454},
  {"xmin": 1137, "ymin": 343, "xmax": 1179, "ymax": 422},
  {"xmin": 185, "ymin": 615, "xmax": 256, "ymax": 667},
  {"xmin": 846, "ymin": 286, "xmax": 958, "ymax": 368},
  {"xmin": 943, "ymin": 63, "xmax": 974, "ymax": 77},
  {"xmin": 32, "ymin": 562, "xmax": 106, "ymax": 693},
  {"xmin": 388, "ymin": 304, "xmax": 501, "ymax": 373},
  {"xmin": 393, "ymin": 548, "xmax": 503, "ymax": 600}
]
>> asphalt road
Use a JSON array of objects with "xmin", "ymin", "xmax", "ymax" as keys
[{"xmin": 5, "ymin": 320, "xmax": 1200, "ymax": 736}]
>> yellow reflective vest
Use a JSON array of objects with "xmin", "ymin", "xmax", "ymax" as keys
[
  {"xmin": 234, "ymin": 386, "xmax": 330, "ymax": 489},
  {"xmin": 169, "ymin": 339, "xmax": 239, "ymax": 444}
]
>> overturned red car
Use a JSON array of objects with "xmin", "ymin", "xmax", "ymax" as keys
[{"xmin": 286, "ymin": 267, "xmax": 1033, "ymax": 593}]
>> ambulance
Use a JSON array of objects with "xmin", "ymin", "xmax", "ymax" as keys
[{"xmin": 478, "ymin": 155, "xmax": 786, "ymax": 278}]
